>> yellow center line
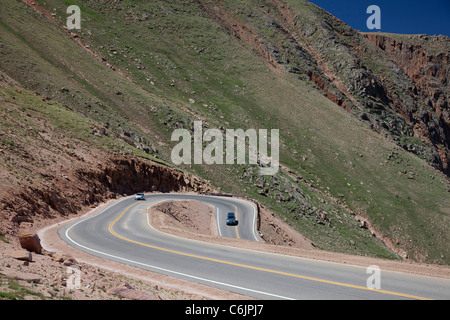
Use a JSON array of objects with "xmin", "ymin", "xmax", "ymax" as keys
[{"xmin": 108, "ymin": 201, "xmax": 432, "ymax": 300}]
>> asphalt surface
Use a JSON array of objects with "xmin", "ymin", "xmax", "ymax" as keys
[{"xmin": 58, "ymin": 193, "xmax": 450, "ymax": 300}]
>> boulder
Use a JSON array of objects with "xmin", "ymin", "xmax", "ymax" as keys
[
  {"xmin": 7, "ymin": 249, "xmax": 32, "ymax": 262},
  {"xmin": 18, "ymin": 233, "xmax": 42, "ymax": 254}
]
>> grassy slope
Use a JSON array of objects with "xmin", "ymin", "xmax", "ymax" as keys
[{"xmin": 1, "ymin": 0, "xmax": 449, "ymax": 264}]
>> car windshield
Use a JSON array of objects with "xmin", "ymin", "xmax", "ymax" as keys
[{"xmin": 227, "ymin": 213, "xmax": 234, "ymax": 218}]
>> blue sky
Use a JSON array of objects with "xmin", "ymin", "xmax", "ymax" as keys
[{"xmin": 307, "ymin": 0, "xmax": 450, "ymax": 36}]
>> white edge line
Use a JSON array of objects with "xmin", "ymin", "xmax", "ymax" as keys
[
  {"xmin": 215, "ymin": 206, "xmax": 223, "ymax": 237},
  {"xmin": 63, "ymin": 195, "xmax": 294, "ymax": 300},
  {"xmin": 249, "ymin": 202, "xmax": 260, "ymax": 242}
]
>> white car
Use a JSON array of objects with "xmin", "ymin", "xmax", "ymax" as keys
[{"xmin": 135, "ymin": 193, "xmax": 145, "ymax": 200}]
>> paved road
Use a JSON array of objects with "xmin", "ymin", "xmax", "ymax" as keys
[{"xmin": 58, "ymin": 193, "xmax": 450, "ymax": 300}]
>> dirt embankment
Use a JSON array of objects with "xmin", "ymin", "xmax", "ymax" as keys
[{"xmin": 150, "ymin": 200, "xmax": 219, "ymax": 238}]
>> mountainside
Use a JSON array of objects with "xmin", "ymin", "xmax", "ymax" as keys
[{"xmin": 1, "ymin": 0, "xmax": 449, "ymax": 265}]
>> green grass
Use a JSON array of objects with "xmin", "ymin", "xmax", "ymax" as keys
[
  {"xmin": 0, "ymin": 275, "xmax": 46, "ymax": 300},
  {"xmin": 0, "ymin": 231, "xmax": 9, "ymax": 244}
]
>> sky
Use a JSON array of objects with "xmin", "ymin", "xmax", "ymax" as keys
[{"xmin": 307, "ymin": 0, "xmax": 450, "ymax": 36}]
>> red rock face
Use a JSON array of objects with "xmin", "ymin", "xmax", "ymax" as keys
[
  {"xmin": 364, "ymin": 34, "xmax": 448, "ymax": 116},
  {"xmin": 364, "ymin": 33, "xmax": 449, "ymax": 173}
]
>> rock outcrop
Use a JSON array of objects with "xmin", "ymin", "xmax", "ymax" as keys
[
  {"xmin": 7, "ymin": 249, "xmax": 33, "ymax": 262},
  {"xmin": 18, "ymin": 233, "xmax": 42, "ymax": 254},
  {"xmin": 1, "ymin": 155, "xmax": 213, "ymax": 238},
  {"xmin": 363, "ymin": 33, "xmax": 449, "ymax": 174}
]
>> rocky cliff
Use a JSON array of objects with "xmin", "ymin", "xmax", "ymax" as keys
[{"xmin": 363, "ymin": 33, "xmax": 449, "ymax": 174}]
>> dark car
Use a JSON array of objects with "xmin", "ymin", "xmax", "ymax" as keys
[{"xmin": 226, "ymin": 212, "xmax": 237, "ymax": 225}]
